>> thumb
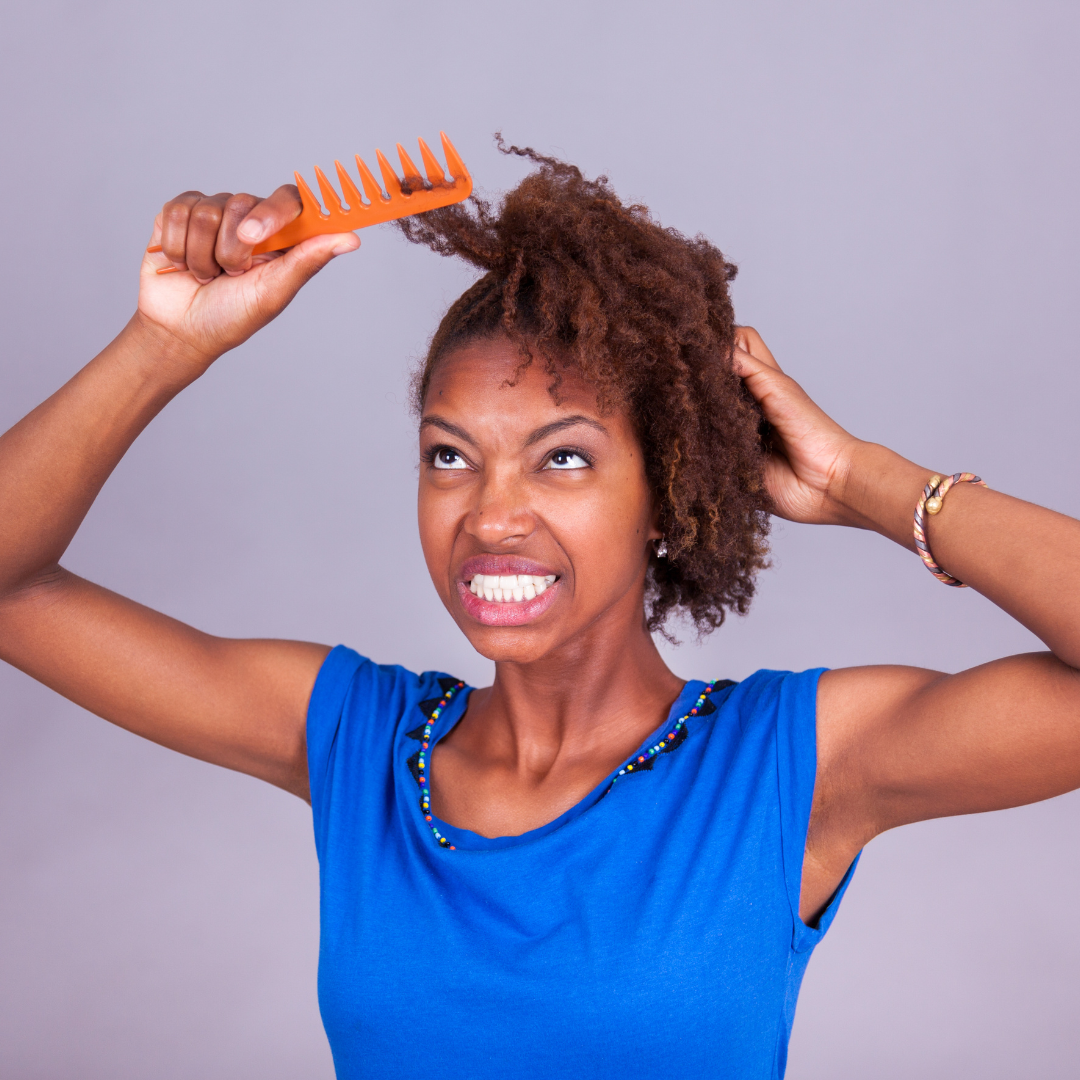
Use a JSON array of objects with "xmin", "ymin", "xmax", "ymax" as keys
[
  {"xmin": 734, "ymin": 326, "xmax": 782, "ymax": 371},
  {"xmin": 732, "ymin": 344, "xmax": 777, "ymax": 389},
  {"xmin": 258, "ymin": 231, "xmax": 360, "ymax": 302}
]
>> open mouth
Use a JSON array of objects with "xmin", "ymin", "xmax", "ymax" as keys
[
  {"xmin": 466, "ymin": 573, "xmax": 557, "ymax": 604},
  {"xmin": 456, "ymin": 565, "xmax": 562, "ymax": 627}
]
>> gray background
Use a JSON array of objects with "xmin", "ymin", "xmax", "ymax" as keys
[{"xmin": 1, "ymin": 0, "xmax": 1078, "ymax": 1076}]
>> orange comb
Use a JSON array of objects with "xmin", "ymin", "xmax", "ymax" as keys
[{"xmin": 149, "ymin": 132, "xmax": 471, "ymax": 272}]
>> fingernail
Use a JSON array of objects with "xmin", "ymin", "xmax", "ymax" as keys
[
  {"xmin": 331, "ymin": 239, "xmax": 358, "ymax": 256},
  {"xmin": 238, "ymin": 220, "xmax": 266, "ymax": 243}
]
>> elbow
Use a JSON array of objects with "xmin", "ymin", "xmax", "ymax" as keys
[{"xmin": 0, "ymin": 563, "xmax": 71, "ymax": 633}]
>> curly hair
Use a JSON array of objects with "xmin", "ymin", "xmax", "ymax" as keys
[{"xmin": 397, "ymin": 139, "xmax": 771, "ymax": 637}]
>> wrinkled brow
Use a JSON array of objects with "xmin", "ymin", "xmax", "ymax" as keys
[
  {"xmin": 419, "ymin": 416, "xmax": 477, "ymax": 447},
  {"xmin": 522, "ymin": 416, "xmax": 609, "ymax": 448},
  {"xmin": 420, "ymin": 414, "xmax": 608, "ymax": 449}
]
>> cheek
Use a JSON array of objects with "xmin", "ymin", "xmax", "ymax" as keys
[
  {"xmin": 417, "ymin": 484, "xmax": 459, "ymax": 589},
  {"xmin": 552, "ymin": 474, "xmax": 653, "ymax": 582}
]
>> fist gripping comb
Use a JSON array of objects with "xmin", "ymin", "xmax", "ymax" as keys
[{"xmin": 149, "ymin": 132, "xmax": 471, "ymax": 272}]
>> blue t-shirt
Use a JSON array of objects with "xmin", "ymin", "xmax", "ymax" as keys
[{"xmin": 307, "ymin": 646, "xmax": 857, "ymax": 1079}]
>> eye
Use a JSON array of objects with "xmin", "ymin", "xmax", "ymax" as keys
[
  {"xmin": 430, "ymin": 446, "xmax": 469, "ymax": 470},
  {"xmin": 544, "ymin": 449, "xmax": 592, "ymax": 470}
]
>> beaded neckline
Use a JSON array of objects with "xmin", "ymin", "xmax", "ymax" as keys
[
  {"xmin": 606, "ymin": 680, "xmax": 721, "ymax": 789},
  {"xmin": 413, "ymin": 679, "xmax": 467, "ymax": 849},
  {"xmin": 408, "ymin": 678, "xmax": 729, "ymax": 851}
]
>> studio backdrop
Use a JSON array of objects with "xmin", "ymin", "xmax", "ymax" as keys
[{"xmin": 1, "ymin": 2, "xmax": 1078, "ymax": 1077}]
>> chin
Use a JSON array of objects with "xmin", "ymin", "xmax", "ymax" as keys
[
  {"xmin": 446, "ymin": 578, "xmax": 570, "ymax": 663},
  {"xmin": 458, "ymin": 624, "xmax": 560, "ymax": 665}
]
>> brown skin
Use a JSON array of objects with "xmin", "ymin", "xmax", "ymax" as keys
[
  {"xmin": 736, "ymin": 331, "xmax": 1080, "ymax": 917},
  {"xmin": 2, "ymin": 187, "xmax": 1080, "ymax": 928},
  {"xmin": 419, "ymin": 341, "xmax": 681, "ymax": 837}
]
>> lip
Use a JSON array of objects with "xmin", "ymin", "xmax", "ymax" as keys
[
  {"xmin": 458, "ymin": 555, "xmax": 560, "ymax": 580},
  {"xmin": 457, "ymin": 578, "xmax": 561, "ymax": 626},
  {"xmin": 454, "ymin": 555, "xmax": 563, "ymax": 628}
]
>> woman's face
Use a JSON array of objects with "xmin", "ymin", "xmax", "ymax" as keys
[{"xmin": 418, "ymin": 335, "xmax": 661, "ymax": 664}]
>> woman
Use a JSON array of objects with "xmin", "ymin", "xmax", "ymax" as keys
[{"xmin": 1, "ymin": 146, "xmax": 1078, "ymax": 1078}]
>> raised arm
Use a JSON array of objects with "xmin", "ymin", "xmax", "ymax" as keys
[
  {"xmin": 730, "ymin": 328, "xmax": 1080, "ymax": 922},
  {"xmin": 0, "ymin": 188, "xmax": 359, "ymax": 799}
]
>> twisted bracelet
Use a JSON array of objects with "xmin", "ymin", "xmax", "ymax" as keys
[{"xmin": 913, "ymin": 472, "xmax": 986, "ymax": 586}]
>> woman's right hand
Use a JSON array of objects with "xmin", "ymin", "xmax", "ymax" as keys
[
  {"xmin": 137, "ymin": 184, "xmax": 360, "ymax": 369},
  {"xmin": 0, "ymin": 183, "xmax": 355, "ymax": 800}
]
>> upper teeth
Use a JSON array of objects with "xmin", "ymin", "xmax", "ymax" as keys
[{"xmin": 468, "ymin": 573, "xmax": 557, "ymax": 602}]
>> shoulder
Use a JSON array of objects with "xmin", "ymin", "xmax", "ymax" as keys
[
  {"xmin": 682, "ymin": 669, "xmax": 828, "ymax": 786},
  {"xmin": 305, "ymin": 646, "xmax": 467, "ymax": 832},
  {"xmin": 307, "ymin": 645, "xmax": 467, "ymax": 766},
  {"xmin": 723, "ymin": 667, "xmax": 828, "ymax": 727},
  {"xmin": 816, "ymin": 664, "xmax": 942, "ymax": 738}
]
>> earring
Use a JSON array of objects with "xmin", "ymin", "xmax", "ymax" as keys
[{"xmin": 655, "ymin": 539, "xmax": 668, "ymax": 558}]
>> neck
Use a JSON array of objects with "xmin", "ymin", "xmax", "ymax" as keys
[{"xmin": 467, "ymin": 598, "xmax": 685, "ymax": 774}]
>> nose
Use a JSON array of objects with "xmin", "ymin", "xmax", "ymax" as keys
[{"xmin": 463, "ymin": 467, "xmax": 535, "ymax": 548}]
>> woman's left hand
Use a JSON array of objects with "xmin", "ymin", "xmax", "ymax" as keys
[{"xmin": 733, "ymin": 327, "xmax": 862, "ymax": 526}]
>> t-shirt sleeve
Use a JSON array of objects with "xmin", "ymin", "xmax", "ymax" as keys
[
  {"xmin": 774, "ymin": 667, "xmax": 860, "ymax": 953},
  {"xmin": 306, "ymin": 645, "xmax": 367, "ymax": 860},
  {"xmin": 306, "ymin": 645, "xmax": 433, "ymax": 863}
]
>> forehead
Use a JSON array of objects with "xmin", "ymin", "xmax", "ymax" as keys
[{"xmin": 424, "ymin": 336, "xmax": 601, "ymax": 417}]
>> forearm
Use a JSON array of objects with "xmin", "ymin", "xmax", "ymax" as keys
[
  {"xmin": 833, "ymin": 440, "xmax": 1080, "ymax": 668},
  {"xmin": 0, "ymin": 313, "xmax": 207, "ymax": 596}
]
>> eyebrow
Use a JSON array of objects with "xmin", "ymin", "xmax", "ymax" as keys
[
  {"xmin": 419, "ymin": 414, "xmax": 609, "ymax": 449},
  {"xmin": 521, "ymin": 416, "xmax": 609, "ymax": 448},
  {"xmin": 419, "ymin": 416, "xmax": 478, "ymax": 447}
]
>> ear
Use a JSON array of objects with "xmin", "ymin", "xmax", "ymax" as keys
[{"xmin": 646, "ymin": 504, "xmax": 664, "ymax": 543}]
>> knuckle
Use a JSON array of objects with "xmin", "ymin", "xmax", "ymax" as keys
[
  {"xmin": 162, "ymin": 201, "xmax": 191, "ymax": 225},
  {"xmin": 216, "ymin": 246, "xmax": 248, "ymax": 270},
  {"xmin": 164, "ymin": 191, "xmax": 203, "ymax": 211},
  {"xmin": 224, "ymin": 193, "xmax": 261, "ymax": 224},
  {"xmin": 189, "ymin": 201, "xmax": 223, "ymax": 226},
  {"xmin": 275, "ymin": 184, "xmax": 303, "ymax": 211}
]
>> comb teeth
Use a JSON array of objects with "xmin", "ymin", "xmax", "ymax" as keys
[
  {"xmin": 375, "ymin": 149, "xmax": 402, "ymax": 200},
  {"xmin": 251, "ymin": 132, "xmax": 472, "ymax": 254},
  {"xmin": 355, "ymin": 154, "xmax": 389, "ymax": 205},
  {"xmin": 440, "ymin": 132, "xmax": 468, "ymax": 186},
  {"xmin": 293, "ymin": 172, "xmax": 327, "ymax": 221},
  {"xmin": 418, "ymin": 137, "xmax": 446, "ymax": 185},
  {"xmin": 396, "ymin": 143, "xmax": 425, "ymax": 192},
  {"xmin": 334, "ymin": 160, "xmax": 364, "ymax": 210},
  {"xmin": 314, "ymin": 166, "xmax": 344, "ymax": 215}
]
